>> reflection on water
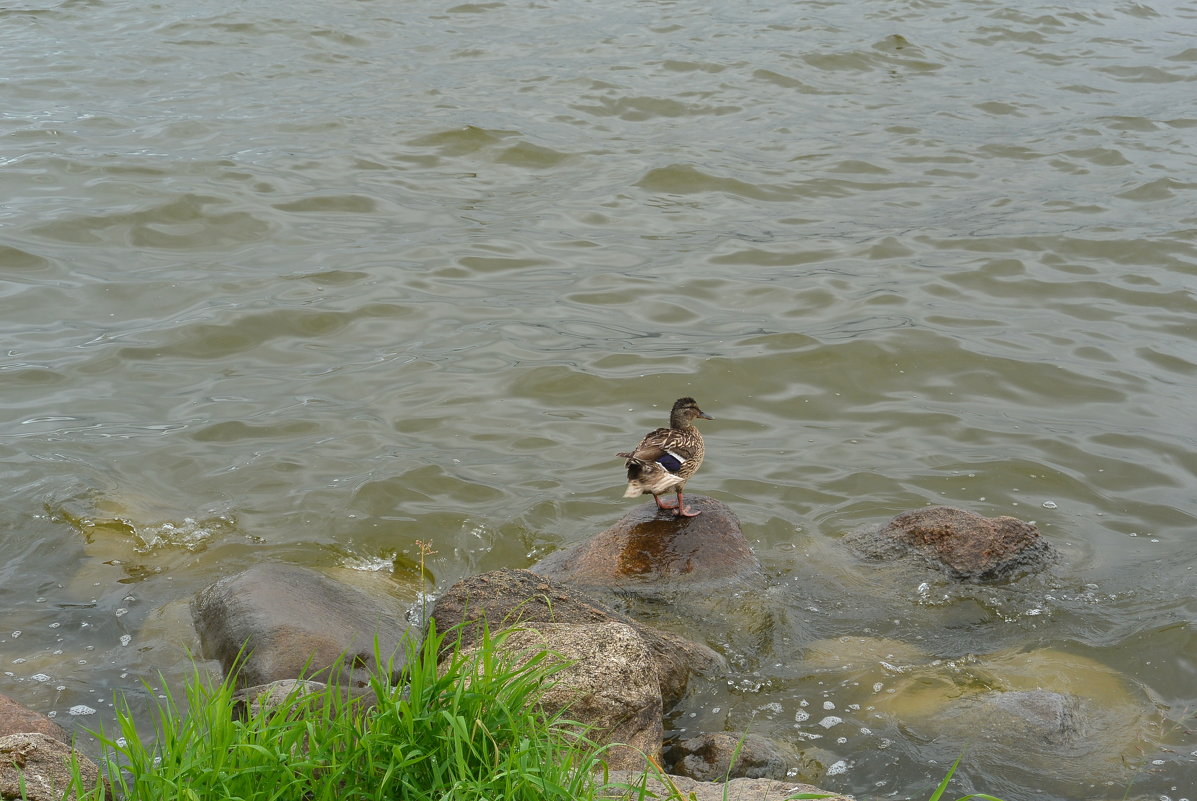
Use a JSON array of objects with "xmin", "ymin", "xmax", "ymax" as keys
[{"xmin": 1, "ymin": 0, "xmax": 1195, "ymax": 797}]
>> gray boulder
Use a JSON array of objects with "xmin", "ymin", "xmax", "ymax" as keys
[{"xmin": 191, "ymin": 563, "xmax": 412, "ymax": 689}]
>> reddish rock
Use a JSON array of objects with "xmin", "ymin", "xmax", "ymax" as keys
[
  {"xmin": 531, "ymin": 496, "xmax": 762, "ymax": 596},
  {"xmin": 862, "ymin": 506, "xmax": 1053, "ymax": 580},
  {"xmin": 0, "ymin": 695, "xmax": 67, "ymax": 743},
  {"xmin": 428, "ymin": 569, "xmax": 724, "ymax": 707}
]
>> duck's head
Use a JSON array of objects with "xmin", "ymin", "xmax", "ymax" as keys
[{"xmin": 671, "ymin": 397, "xmax": 713, "ymax": 427}]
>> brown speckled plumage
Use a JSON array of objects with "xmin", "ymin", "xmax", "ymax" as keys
[{"xmin": 616, "ymin": 397, "xmax": 713, "ymax": 517}]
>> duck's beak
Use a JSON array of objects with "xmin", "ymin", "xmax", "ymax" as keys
[{"xmin": 698, "ymin": 411, "xmax": 714, "ymax": 420}]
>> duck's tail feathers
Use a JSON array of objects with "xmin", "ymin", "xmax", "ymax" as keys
[{"xmin": 622, "ymin": 457, "xmax": 682, "ymax": 497}]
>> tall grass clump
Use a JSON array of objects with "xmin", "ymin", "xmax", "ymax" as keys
[{"xmin": 74, "ymin": 621, "xmax": 604, "ymax": 801}]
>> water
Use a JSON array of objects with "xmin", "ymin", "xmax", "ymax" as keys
[{"xmin": 2, "ymin": 0, "xmax": 1195, "ymax": 796}]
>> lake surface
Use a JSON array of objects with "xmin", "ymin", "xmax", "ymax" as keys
[{"xmin": 2, "ymin": 0, "xmax": 1195, "ymax": 797}]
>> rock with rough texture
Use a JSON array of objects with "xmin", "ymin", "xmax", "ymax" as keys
[
  {"xmin": 664, "ymin": 732, "xmax": 793, "ymax": 782},
  {"xmin": 598, "ymin": 771, "xmax": 851, "ymax": 801},
  {"xmin": 532, "ymin": 497, "xmax": 762, "ymax": 598},
  {"xmin": 0, "ymin": 732, "xmax": 103, "ymax": 801},
  {"xmin": 0, "ymin": 696, "xmax": 67, "ymax": 743},
  {"xmin": 429, "ymin": 569, "xmax": 724, "ymax": 706},
  {"xmin": 452, "ymin": 622, "xmax": 663, "ymax": 771},
  {"xmin": 191, "ymin": 563, "xmax": 412, "ymax": 689},
  {"xmin": 232, "ymin": 679, "xmax": 329, "ymax": 720},
  {"xmin": 850, "ymin": 505, "xmax": 1053, "ymax": 579}
]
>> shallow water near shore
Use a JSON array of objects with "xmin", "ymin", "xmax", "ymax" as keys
[{"xmin": 2, "ymin": 0, "xmax": 1196, "ymax": 797}]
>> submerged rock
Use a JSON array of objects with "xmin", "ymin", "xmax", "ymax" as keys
[
  {"xmin": 191, "ymin": 563, "xmax": 412, "ymax": 689},
  {"xmin": 849, "ymin": 505, "xmax": 1053, "ymax": 580},
  {"xmin": 0, "ymin": 732, "xmax": 102, "ymax": 801},
  {"xmin": 532, "ymin": 496, "xmax": 763, "ymax": 598},
  {"xmin": 864, "ymin": 648, "xmax": 1156, "ymax": 787},
  {"xmin": 429, "ymin": 569, "xmax": 723, "ymax": 707},
  {"xmin": 451, "ymin": 621, "xmax": 663, "ymax": 771}
]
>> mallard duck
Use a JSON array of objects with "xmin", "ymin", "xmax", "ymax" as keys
[{"xmin": 617, "ymin": 397, "xmax": 713, "ymax": 517}]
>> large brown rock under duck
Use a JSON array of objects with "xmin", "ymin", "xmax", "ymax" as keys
[
  {"xmin": 531, "ymin": 496, "xmax": 763, "ymax": 597},
  {"xmin": 849, "ymin": 505, "xmax": 1054, "ymax": 580}
]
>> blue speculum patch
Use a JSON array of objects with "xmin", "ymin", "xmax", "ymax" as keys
[{"xmin": 656, "ymin": 452, "xmax": 684, "ymax": 473}]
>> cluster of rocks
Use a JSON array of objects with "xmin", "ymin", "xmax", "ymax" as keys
[{"xmin": 2, "ymin": 501, "xmax": 1061, "ymax": 800}]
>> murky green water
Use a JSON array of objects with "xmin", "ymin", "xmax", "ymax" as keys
[{"xmin": 2, "ymin": 0, "xmax": 1195, "ymax": 797}]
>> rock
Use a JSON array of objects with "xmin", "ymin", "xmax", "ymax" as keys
[
  {"xmin": 863, "ymin": 648, "xmax": 1157, "ymax": 789},
  {"xmin": 231, "ymin": 678, "xmax": 373, "ymax": 721},
  {"xmin": 598, "ymin": 771, "xmax": 851, "ymax": 801},
  {"xmin": 801, "ymin": 635, "xmax": 929, "ymax": 673},
  {"xmin": 850, "ymin": 505, "xmax": 1053, "ymax": 579},
  {"xmin": 532, "ymin": 497, "xmax": 763, "ymax": 598},
  {"xmin": 428, "ymin": 569, "xmax": 724, "ymax": 707},
  {"xmin": 664, "ymin": 732, "xmax": 792, "ymax": 782},
  {"xmin": 452, "ymin": 622, "xmax": 663, "ymax": 770},
  {"xmin": 965, "ymin": 690, "xmax": 1082, "ymax": 745},
  {"xmin": 0, "ymin": 695, "xmax": 67, "ymax": 743},
  {"xmin": 232, "ymin": 679, "xmax": 329, "ymax": 720},
  {"xmin": 0, "ymin": 732, "xmax": 103, "ymax": 801},
  {"xmin": 191, "ymin": 563, "xmax": 413, "ymax": 689}
]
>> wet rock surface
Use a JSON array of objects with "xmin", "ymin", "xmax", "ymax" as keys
[
  {"xmin": 0, "ymin": 732, "xmax": 102, "ymax": 801},
  {"xmin": 453, "ymin": 621, "xmax": 664, "ymax": 771},
  {"xmin": 429, "ymin": 568, "xmax": 724, "ymax": 706},
  {"xmin": 532, "ymin": 496, "xmax": 763, "ymax": 598},
  {"xmin": 664, "ymin": 731, "xmax": 794, "ymax": 782},
  {"xmin": 849, "ymin": 505, "xmax": 1054, "ymax": 579},
  {"xmin": 191, "ymin": 563, "xmax": 413, "ymax": 689}
]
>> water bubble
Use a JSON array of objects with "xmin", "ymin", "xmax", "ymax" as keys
[
  {"xmin": 818, "ymin": 716, "xmax": 843, "ymax": 729},
  {"xmin": 119, "ymin": 634, "xmax": 132, "ymax": 647},
  {"xmin": 826, "ymin": 759, "xmax": 849, "ymax": 776},
  {"xmin": 31, "ymin": 673, "xmax": 50, "ymax": 682},
  {"xmin": 1042, "ymin": 501, "xmax": 1058, "ymax": 509},
  {"xmin": 794, "ymin": 710, "xmax": 810, "ymax": 723},
  {"xmin": 823, "ymin": 700, "xmax": 836, "ymax": 710},
  {"xmin": 68, "ymin": 705, "xmax": 97, "ymax": 716}
]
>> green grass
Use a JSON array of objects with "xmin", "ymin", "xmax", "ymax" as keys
[
  {"xmin": 71, "ymin": 622, "xmax": 604, "ymax": 801},
  {"xmin": 60, "ymin": 623, "xmax": 1009, "ymax": 801}
]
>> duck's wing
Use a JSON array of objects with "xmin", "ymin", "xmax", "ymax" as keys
[{"xmin": 619, "ymin": 428, "xmax": 700, "ymax": 473}]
